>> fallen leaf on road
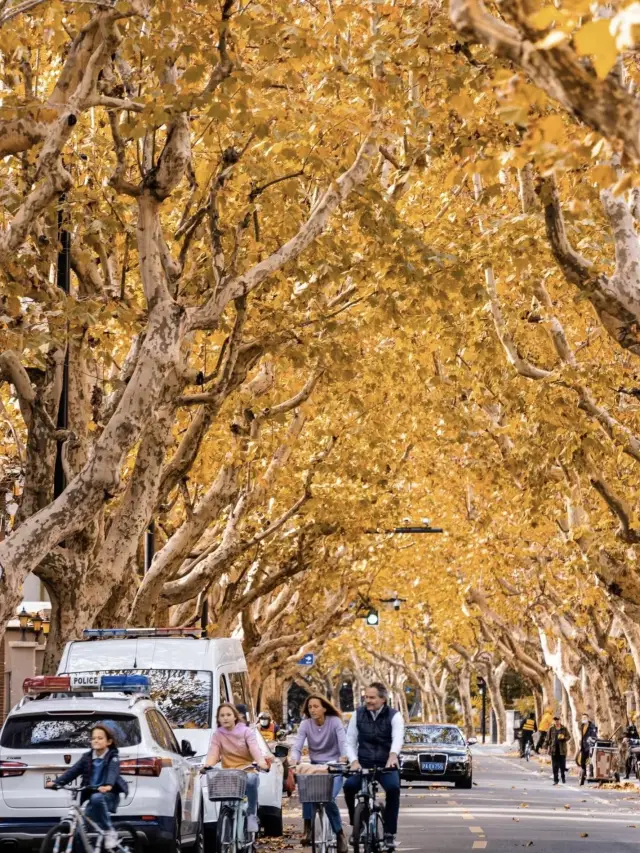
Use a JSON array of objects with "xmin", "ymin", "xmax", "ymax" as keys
[
  {"xmin": 520, "ymin": 803, "xmax": 530, "ymax": 808},
  {"xmin": 563, "ymin": 804, "xmax": 571, "ymax": 809},
  {"xmin": 628, "ymin": 825, "xmax": 637, "ymax": 828},
  {"xmin": 524, "ymin": 842, "xmax": 533, "ymax": 847},
  {"xmin": 512, "ymin": 818, "xmax": 520, "ymax": 822},
  {"xmin": 580, "ymin": 833, "xmax": 589, "ymax": 838}
]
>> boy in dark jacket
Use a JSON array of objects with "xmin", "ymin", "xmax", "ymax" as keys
[{"xmin": 46, "ymin": 725, "xmax": 128, "ymax": 849}]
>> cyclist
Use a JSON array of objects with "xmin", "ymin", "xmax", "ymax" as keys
[
  {"xmin": 257, "ymin": 711, "xmax": 280, "ymax": 742},
  {"xmin": 45, "ymin": 724, "xmax": 128, "ymax": 850},
  {"xmin": 205, "ymin": 703, "xmax": 269, "ymax": 833},
  {"xmin": 344, "ymin": 683, "xmax": 404, "ymax": 851},
  {"xmin": 289, "ymin": 694, "xmax": 348, "ymax": 852},
  {"xmin": 520, "ymin": 712, "xmax": 536, "ymax": 758}
]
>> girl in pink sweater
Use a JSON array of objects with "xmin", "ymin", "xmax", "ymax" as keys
[{"xmin": 205, "ymin": 703, "xmax": 268, "ymax": 832}]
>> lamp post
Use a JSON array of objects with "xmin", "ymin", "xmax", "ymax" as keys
[
  {"xmin": 478, "ymin": 677, "xmax": 487, "ymax": 744},
  {"xmin": 18, "ymin": 607, "xmax": 30, "ymax": 640}
]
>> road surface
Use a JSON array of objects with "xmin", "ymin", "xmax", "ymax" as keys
[{"xmin": 276, "ymin": 750, "xmax": 640, "ymax": 851}]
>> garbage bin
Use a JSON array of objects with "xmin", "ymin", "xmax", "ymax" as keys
[{"xmin": 590, "ymin": 739, "xmax": 620, "ymax": 782}]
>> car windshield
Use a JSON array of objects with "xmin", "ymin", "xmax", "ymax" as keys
[
  {"xmin": 405, "ymin": 726, "xmax": 466, "ymax": 746},
  {"xmin": 0, "ymin": 713, "xmax": 141, "ymax": 749},
  {"xmin": 71, "ymin": 669, "xmax": 213, "ymax": 729}
]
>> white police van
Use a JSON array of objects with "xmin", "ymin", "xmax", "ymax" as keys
[
  {"xmin": 56, "ymin": 629, "xmax": 284, "ymax": 849},
  {"xmin": 0, "ymin": 674, "xmax": 199, "ymax": 853}
]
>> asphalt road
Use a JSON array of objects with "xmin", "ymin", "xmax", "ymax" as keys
[{"xmin": 275, "ymin": 750, "xmax": 640, "ymax": 852}]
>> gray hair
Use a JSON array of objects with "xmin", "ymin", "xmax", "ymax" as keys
[{"xmin": 368, "ymin": 682, "xmax": 388, "ymax": 700}]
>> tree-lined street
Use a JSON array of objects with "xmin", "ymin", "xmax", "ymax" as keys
[{"xmin": 279, "ymin": 751, "xmax": 640, "ymax": 853}]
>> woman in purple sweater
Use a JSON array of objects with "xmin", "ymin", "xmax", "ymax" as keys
[{"xmin": 290, "ymin": 695, "xmax": 348, "ymax": 852}]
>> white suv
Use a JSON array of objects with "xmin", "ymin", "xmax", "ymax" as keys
[{"xmin": 0, "ymin": 675, "xmax": 200, "ymax": 853}]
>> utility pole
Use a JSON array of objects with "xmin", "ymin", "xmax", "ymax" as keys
[{"xmin": 54, "ymin": 195, "xmax": 70, "ymax": 499}]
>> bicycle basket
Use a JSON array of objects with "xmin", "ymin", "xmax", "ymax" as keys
[
  {"xmin": 206, "ymin": 769, "xmax": 247, "ymax": 801},
  {"xmin": 296, "ymin": 773, "xmax": 335, "ymax": 804}
]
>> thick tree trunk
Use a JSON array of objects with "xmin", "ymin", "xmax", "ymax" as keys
[{"xmin": 457, "ymin": 665, "xmax": 475, "ymax": 738}]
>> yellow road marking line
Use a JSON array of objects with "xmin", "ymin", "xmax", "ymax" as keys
[
  {"xmin": 470, "ymin": 826, "xmax": 483, "ymax": 833},
  {"xmin": 472, "ymin": 842, "xmax": 487, "ymax": 849},
  {"xmin": 462, "ymin": 813, "xmax": 475, "ymax": 820}
]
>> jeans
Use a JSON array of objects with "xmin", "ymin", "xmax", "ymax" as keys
[
  {"xmin": 302, "ymin": 776, "xmax": 343, "ymax": 833},
  {"xmin": 246, "ymin": 774, "xmax": 259, "ymax": 818},
  {"xmin": 344, "ymin": 769, "xmax": 400, "ymax": 836},
  {"xmin": 85, "ymin": 792, "xmax": 118, "ymax": 832},
  {"xmin": 551, "ymin": 754, "xmax": 566, "ymax": 783}
]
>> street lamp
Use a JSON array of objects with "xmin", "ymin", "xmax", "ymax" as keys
[
  {"xmin": 18, "ymin": 607, "xmax": 29, "ymax": 639},
  {"xmin": 42, "ymin": 618, "xmax": 51, "ymax": 637},
  {"xmin": 32, "ymin": 614, "xmax": 43, "ymax": 635},
  {"xmin": 365, "ymin": 609, "xmax": 379, "ymax": 626}
]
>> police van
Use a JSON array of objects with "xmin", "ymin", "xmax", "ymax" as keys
[{"xmin": 56, "ymin": 629, "xmax": 284, "ymax": 846}]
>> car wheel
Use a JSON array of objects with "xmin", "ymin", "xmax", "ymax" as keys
[
  {"xmin": 191, "ymin": 811, "xmax": 205, "ymax": 853},
  {"xmin": 455, "ymin": 773, "xmax": 473, "ymax": 789},
  {"xmin": 259, "ymin": 807, "xmax": 283, "ymax": 837},
  {"xmin": 170, "ymin": 804, "xmax": 182, "ymax": 853},
  {"xmin": 203, "ymin": 822, "xmax": 217, "ymax": 853}
]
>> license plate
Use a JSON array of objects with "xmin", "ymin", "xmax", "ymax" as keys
[
  {"xmin": 43, "ymin": 774, "xmax": 57, "ymax": 788},
  {"xmin": 421, "ymin": 762, "xmax": 445, "ymax": 772}
]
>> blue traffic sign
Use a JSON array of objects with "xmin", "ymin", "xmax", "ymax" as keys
[{"xmin": 298, "ymin": 653, "xmax": 315, "ymax": 666}]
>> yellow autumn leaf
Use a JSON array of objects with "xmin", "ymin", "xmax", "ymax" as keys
[{"xmin": 574, "ymin": 19, "xmax": 618, "ymax": 79}]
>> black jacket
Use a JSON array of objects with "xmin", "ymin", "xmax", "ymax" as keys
[
  {"xmin": 580, "ymin": 721, "xmax": 597, "ymax": 752},
  {"xmin": 356, "ymin": 704, "xmax": 399, "ymax": 768},
  {"xmin": 55, "ymin": 747, "xmax": 128, "ymax": 803}
]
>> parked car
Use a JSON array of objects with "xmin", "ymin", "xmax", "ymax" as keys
[
  {"xmin": 57, "ymin": 627, "xmax": 284, "ymax": 848},
  {"xmin": 0, "ymin": 674, "xmax": 199, "ymax": 852},
  {"xmin": 398, "ymin": 724, "xmax": 476, "ymax": 788}
]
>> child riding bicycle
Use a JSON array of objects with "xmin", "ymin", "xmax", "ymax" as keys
[
  {"xmin": 45, "ymin": 724, "xmax": 128, "ymax": 850},
  {"xmin": 204, "ymin": 703, "xmax": 269, "ymax": 833}
]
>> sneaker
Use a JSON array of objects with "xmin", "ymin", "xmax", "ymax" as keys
[
  {"xmin": 104, "ymin": 830, "xmax": 118, "ymax": 851},
  {"xmin": 384, "ymin": 834, "xmax": 396, "ymax": 850},
  {"xmin": 553, "ymin": 781, "xmax": 558, "ymax": 786},
  {"xmin": 247, "ymin": 815, "xmax": 259, "ymax": 834},
  {"xmin": 562, "ymin": 778, "xmax": 566, "ymax": 784}
]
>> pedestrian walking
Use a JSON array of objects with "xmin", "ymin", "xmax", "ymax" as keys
[
  {"xmin": 579, "ymin": 712, "xmax": 598, "ymax": 785},
  {"xmin": 520, "ymin": 711, "xmax": 537, "ymax": 757},
  {"xmin": 536, "ymin": 707, "xmax": 554, "ymax": 753},
  {"xmin": 289, "ymin": 695, "xmax": 348, "ymax": 852},
  {"xmin": 547, "ymin": 716, "xmax": 571, "ymax": 784}
]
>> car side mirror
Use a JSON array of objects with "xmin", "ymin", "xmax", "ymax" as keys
[
  {"xmin": 181, "ymin": 739, "xmax": 196, "ymax": 757},
  {"xmin": 467, "ymin": 737, "xmax": 478, "ymax": 746},
  {"xmin": 274, "ymin": 744, "xmax": 289, "ymax": 759}
]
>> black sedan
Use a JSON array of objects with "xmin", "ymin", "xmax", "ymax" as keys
[{"xmin": 399, "ymin": 724, "xmax": 476, "ymax": 788}]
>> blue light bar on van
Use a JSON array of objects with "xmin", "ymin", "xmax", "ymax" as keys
[
  {"xmin": 100, "ymin": 674, "xmax": 149, "ymax": 693},
  {"xmin": 82, "ymin": 628, "xmax": 203, "ymax": 640}
]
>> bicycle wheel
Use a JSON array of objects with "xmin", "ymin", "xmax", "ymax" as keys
[
  {"xmin": 115, "ymin": 823, "xmax": 142, "ymax": 853},
  {"xmin": 40, "ymin": 821, "xmax": 73, "ymax": 853},
  {"xmin": 352, "ymin": 803, "xmax": 370, "ymax": 853},
  {"xmin": 217, "ymin": 806, "xmax": 236, "ymax": 853},
  {"xmin": 371, "ymin": 811, "xmax": 385, "ymax": 852},
  {"xmin": 311, "ymin": 805, "xmax": 333, "ymax": 853}
]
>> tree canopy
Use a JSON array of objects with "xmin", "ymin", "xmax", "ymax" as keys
[{"xmin": 4, "ymin": 0, "xmax": 640, "ymax": 728}]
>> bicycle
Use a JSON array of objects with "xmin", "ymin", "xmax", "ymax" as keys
[
  {"xmin": 204, "ymin": 766, "xmax": 266, "ymax": 853},
  {"xmin": 295, "ymin": 763, "xmax": 345, "ymax": 853},
  {"xmin": 41, "ymin": 785, "xmax": 140, "ymax": 853},
  {"xmin": 342, "ymin": 766, "xmax": 395, "ymax": 853}
]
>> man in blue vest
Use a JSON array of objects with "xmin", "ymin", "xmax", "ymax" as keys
[{"xmin": 345, "ymin": 682, "xmax": 405, "ymax": 850}]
